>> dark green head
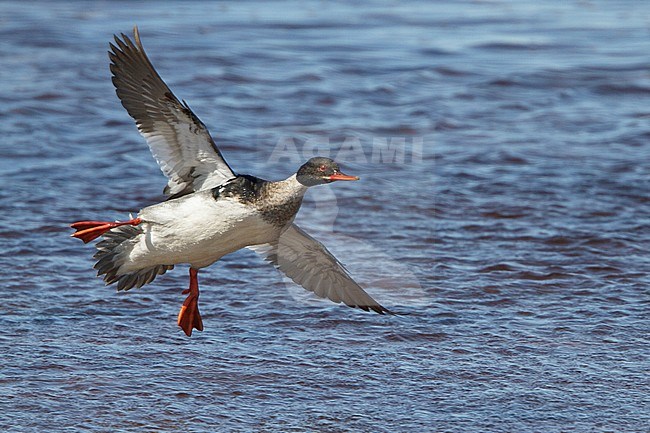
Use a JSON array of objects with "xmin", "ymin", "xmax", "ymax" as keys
[{"xmin": 296, "ymin": 157, "xmax": 359, "ymax": 187}]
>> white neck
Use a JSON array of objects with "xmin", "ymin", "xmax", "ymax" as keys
[{"xmin": 275, "ymin": 173, "xmax": 309, "ymax": 198}]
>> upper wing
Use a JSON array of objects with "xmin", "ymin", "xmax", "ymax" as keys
[
  {"xmin": 249, "ymin": 224, "xmax": 390, "ymax": 314},
  {"xmin": 109, "ymin": 26, "xmax": 236, "ymax": 198}
]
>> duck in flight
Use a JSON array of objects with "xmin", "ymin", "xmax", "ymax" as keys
[{"xmin": 70, "ymin": 27, "xmax": 389, "ymax": 336}]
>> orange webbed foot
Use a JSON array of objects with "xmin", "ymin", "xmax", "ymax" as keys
[
  {"xmin": 70, "ymin": 218, "xmax": 142, "ymax": 243},
  {"xmin": 177, "ymin": 268, "xmax": 203, "ymax": 337}
]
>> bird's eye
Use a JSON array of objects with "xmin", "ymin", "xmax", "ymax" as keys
[{"xmin": 318, "ymin": 165, "xmax": 327, "ymax": 172}]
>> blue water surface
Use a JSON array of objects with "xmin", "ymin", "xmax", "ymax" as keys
[{"xmin": 0, "ymin": 1, "xmax": 648, "ymax": 432}]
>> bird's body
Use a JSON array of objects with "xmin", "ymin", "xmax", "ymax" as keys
[
  {"xmin": 71, "ymin": 26, "xmax": 389, "ymax": 336},
  {"xmin": 100, "ymin": 174, "xmax": 306, "ymax": 284}
]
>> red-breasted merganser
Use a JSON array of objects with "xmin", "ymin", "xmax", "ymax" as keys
[{"xmin": 70, "ymin": 27, "xmax": 389, "ymax": 336}]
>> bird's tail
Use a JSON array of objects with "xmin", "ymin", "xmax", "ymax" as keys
[{"xmin": 93, "ymin": 225, "xmax": 173, "ymax": 291}]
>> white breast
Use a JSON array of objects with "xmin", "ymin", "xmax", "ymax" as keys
[{"xmin": 122, "ymin": 190, "xmax": 283, "ymax": 271}]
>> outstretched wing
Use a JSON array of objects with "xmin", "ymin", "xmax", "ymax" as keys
[
  {"xmin": 249, "ymin": 224, "xmax": 390, "ymax": 314},
  {"xmin": 109, "ymin": 26, "xmax": 236, "ymax": 198}
]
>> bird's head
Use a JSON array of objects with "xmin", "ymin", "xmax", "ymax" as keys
[{"xmin": 296, "ymin": 157, "xmax": 359, "ymax": 187}]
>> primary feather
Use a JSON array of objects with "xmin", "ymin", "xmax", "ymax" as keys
[{"xmin": 109, "ymin": 27, "xmax": 236, "ymax": 198}]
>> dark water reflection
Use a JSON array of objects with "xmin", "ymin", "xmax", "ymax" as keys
[{"xmin": 1, "ymin": 1, "xmax": 649, "ymax": 432}]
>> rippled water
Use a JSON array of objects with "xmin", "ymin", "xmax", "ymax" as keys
[{"xmin": 1, "ymin": 1, "xmax": 649, "ymax": 432}]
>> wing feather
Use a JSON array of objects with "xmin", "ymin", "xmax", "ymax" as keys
[
  {"xmin": 249, "ymin": 224, "xmax": 390, "ymax": 314},
  {"xmin": 109, "ymin": 26, "xmax": 236, "ymax": 198}
]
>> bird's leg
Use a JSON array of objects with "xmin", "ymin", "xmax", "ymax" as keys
[
  {"xmin": 177, "ymin": 267, "xmax": 203, "ymax": 337},
  {"xmin": 70, "ymin": 218, "xmax": 142, "ymax": 243}
]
